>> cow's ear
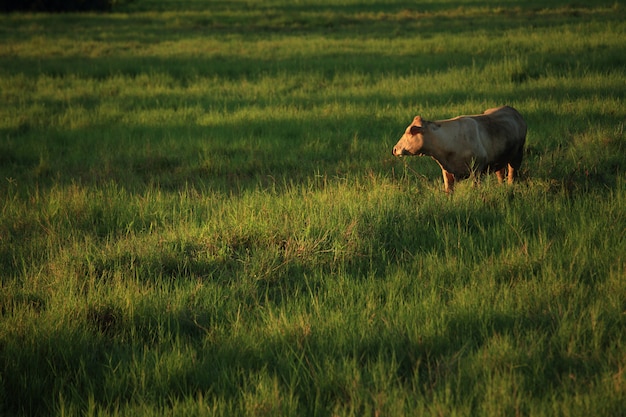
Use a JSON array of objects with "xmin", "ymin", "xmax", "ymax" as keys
[{"xmin": 410, "ymin": 125, "xmax": 423, "ymax": 135}]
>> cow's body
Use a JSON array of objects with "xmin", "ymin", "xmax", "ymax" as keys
[{"xmin": 392, "ymin": 106, "xmax": 527, "ymax": 193}]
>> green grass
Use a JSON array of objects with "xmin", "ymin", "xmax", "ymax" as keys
[{"xmin": 1, "ymin": 0, "xmax": 625, "ymax": 415}]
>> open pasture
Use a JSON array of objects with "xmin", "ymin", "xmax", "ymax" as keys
[{"xmin": 1, "ymin": 0, "xmax": 625, "ymax": 415}]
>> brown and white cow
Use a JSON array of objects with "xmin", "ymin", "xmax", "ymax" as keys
[{"xmin": 392, "ymin": 106, "xmax": 527, "ymax": 193}]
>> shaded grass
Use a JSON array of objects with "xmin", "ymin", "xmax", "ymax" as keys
[
  {"xmin": 2, "ymin": 176, "xmax": 625, "ymax": 415},
  {"xmin": 1, "ymin": 67, "xmax": 624, "ymax": 194}
]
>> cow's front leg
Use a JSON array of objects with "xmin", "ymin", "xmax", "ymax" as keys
[{"xmin": 442, "ymin": 170, "xmax": 455, "ymax": 193}]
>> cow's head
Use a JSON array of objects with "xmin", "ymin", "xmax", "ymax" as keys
[{"xmin": 392, "ymin": 116, "xmax": 426, "ymax": 157}]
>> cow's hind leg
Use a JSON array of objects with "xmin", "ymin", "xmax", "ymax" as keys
[
  {"xmin": 507, "ymin": 164, "xmax": 516, "ymax": 184},
  {"xmin": 507, "ymin": 147, "xmax": 524, "ymax": 184},
  {"xmin": 496, "ymin": 168, "xmax": 506, "ymax": 183}
]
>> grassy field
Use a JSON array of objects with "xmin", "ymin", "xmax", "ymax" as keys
[{"xmin": 1, "ymin": 0, "xmax": 625, "ymax": 415}]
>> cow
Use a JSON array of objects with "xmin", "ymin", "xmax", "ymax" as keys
[{"xmin": 392, "ymin": 106, "xmax": 527, "ymax": 193}]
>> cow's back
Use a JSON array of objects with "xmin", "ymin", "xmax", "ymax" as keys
[
  {"xmin": 471, "ymin": 106, "xmax": 526, "ymax": 164},
  {"xmin": 481, "ymin": 106, "xmax": 527, "ymax": 143}
]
